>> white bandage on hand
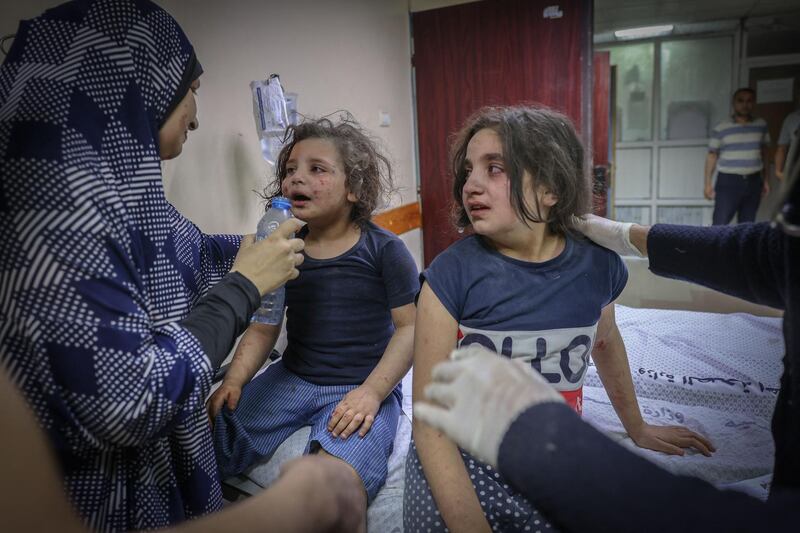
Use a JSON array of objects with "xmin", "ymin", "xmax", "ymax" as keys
[
  {"xmin": 414, "ymin": 345, "xmax": 563, "ymax": 467},
  {"xmin": 573, "ymin": 214, "xmax": 643, "ymax": 257}
]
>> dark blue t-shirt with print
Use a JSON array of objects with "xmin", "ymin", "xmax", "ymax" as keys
[
  {"xmin": 423, "ymin": 234, "xmax": 627, "ymax": 411},
  {"xmin": 282, "ymin": 221, "xmax": 419, "ymax": 386}
]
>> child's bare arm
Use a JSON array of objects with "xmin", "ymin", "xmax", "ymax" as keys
[
  {"xmin": 225, "ymin": 322, "xmax": 281, "ymax": 386},
  {"xmin": 327, "ymin": 302, "xmax": 415, "ymax": 439},
  {"xmin": 411, "ymin": 284, "xmax": 492, "ymax": 533},
  {"xmin": 592, "ymin": 303, "xmax": 715, "ymax": 456},
  {"xmin": 364, "ymin": 303, "xmax": 416, "ymax": 398},
  {"xmin": 206, "ymin": 322, "xmax": 281, "ymax": 420}
]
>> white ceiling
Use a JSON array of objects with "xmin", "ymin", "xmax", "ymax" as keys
[{"xmin": 595, "ymin": 0, "xmax": 800, "ymax": 34}]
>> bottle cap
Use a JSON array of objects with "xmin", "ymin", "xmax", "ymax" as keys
[{"xmin": 271, "ymin": 196, "xmax": 292, "ymax": 210}]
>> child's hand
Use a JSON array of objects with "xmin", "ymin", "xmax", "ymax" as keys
[
  {"xmin": 629, "ymin": 423, "xmax": 716, "ymax": 457},
  {"xmin": 206, "ymin": 382, "xmax": 243, "ymax": 423},
  {"xmin": 328, "ymin": 385, "xmax": 382, "ymax": 439}
]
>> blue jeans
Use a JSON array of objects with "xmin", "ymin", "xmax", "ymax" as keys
[{"xmin": 713, "ymin": 171, "xmax": 762, "ymax": 225}]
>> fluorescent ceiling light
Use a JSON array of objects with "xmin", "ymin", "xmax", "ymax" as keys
[{"xmin": 614, "ymin": 24, "xmax": 674, "ymax": 40}]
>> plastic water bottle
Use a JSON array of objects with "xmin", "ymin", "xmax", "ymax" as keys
[{"xmin": 251, "ymin": 196, "xmax": 293, "ymax": 325}]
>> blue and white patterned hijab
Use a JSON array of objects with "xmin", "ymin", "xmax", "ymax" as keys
[{"xmin": 0, "ymin": 0, "xmax": 239, "ymax": 530}]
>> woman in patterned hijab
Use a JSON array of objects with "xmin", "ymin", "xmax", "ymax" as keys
[{"xmin": 0, "ymin": 0, "xmax": 304, "ymax": 530}]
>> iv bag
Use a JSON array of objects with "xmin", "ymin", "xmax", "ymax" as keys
[{"xmin": 251, "ymin": 74, "xmax": 289, "ymax": 165}]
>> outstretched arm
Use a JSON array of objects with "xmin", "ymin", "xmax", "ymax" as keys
[
  {"xmin": 577, "ymin": 217, "xmax": 786, "ymax": 309},
  {"xmin": 592, "ymin": 303, "xmax": 715, "ymax": 456},
  {"xmin": 646, "ymin": 223, "xmax": 785, "ymax": 309}
]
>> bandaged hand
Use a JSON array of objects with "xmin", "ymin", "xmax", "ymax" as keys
[
  {"xmin": 573, "ymin": 214, "xmax": 644, "ymax": 257},
  {"xmin": 414, "ymin": 345, "xmax": 564, "ymax": 467},
  {"xmin": 328, "ymin": 384, "xmax": 381, "ymax": 439}
]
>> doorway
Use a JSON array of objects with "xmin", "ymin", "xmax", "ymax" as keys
[{"xmin": 746, "ymin": 58, "xmax": 800, "ymax": 220}]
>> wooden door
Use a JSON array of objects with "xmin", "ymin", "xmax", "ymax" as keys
[{"xmin": 413, "ymin": 0, "xmax": 593, "ymax": 265}]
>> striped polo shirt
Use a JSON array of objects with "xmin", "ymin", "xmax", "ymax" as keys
[{"xmin": 709, "ymin": 117, "xmax": 770, "ymax": 174}]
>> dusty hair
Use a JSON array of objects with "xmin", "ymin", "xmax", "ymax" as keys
[
  {"xmin": 450, "ymin": 105, "xmax": 590, "ymax": 236},
  {"xmin": 264, "ymin": 113, "xmax": 393, "ymax": 226}
]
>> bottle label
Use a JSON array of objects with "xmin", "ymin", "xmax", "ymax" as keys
[{"xmin": 266, "ymin": 221, "xmax": 280, "ymax": 233}]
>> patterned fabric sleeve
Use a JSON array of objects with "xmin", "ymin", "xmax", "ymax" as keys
[
  {"xmin": 169, "ymin": 209, "xmax": 240, "ymax": 290},
  {"xmin": 45, "ymin": 221, "xmax": 216, "ymax": 449},
  {"xmin": 201, "ymin": 233, "xmax": 241, "ymax": 286}
]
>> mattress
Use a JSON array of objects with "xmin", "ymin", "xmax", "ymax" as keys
[{"xmin": 225, "ymin": 305, "xmax": 785, "ymax": 528}]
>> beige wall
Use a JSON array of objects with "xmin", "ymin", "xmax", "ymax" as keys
[
  {"xmin": 1, "ymin": 0, "xmax": 422, "ymax": 268},
  {"xmin": 618, "ymin": 257, "xmax": 783, "ymax": 317}
]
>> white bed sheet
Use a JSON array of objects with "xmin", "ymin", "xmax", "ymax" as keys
[
  {"xmin": 225, "ymin": 305, "xmax": 784, "ymax": 529},
  {"xmin": 582, "ymin": 305, "xmax": 783, "ymax": 499}
]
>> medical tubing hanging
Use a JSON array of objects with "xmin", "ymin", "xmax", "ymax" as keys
[{"xmin": 250, "ymin": 73, "xmax": 289, "ymax": 165}]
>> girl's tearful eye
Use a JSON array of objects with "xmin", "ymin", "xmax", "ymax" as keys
[{"xmin": 488, "ymin": 163, "xmax": 505, "ymax": 176}]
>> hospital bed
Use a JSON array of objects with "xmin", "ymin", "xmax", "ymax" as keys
[{"xmin": 218, "ymin": 303, "xmax": 784, "ymax": 531}]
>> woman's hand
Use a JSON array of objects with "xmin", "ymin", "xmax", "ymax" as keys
[
  {"xmin": 628, "ymin": 423, "xmax": 716, "ymax": 457},
  {"xmin": 231, "ymin": 219, "xmax": 305, "ymax": 295},
  {"xmin": 573, "ymin": 214, "xmax": 647, "ymax": 257},
  {"xmin": 206, "ymin": 381, "xmax": 243, "ymax": 423},
  {"xmin": 328, "ymin": 385, "xmax": 382, "ymax": 439},
  {"xmin": 414, "ymin": 345, "xmax": 564, "ymax": 467}
]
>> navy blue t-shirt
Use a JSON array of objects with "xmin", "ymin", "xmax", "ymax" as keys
[
  {"xmin": 282, "ymin": 222, "xmax": 419, "ymax": 385},
  {"xmin": 423, "ymin": 234, "xmax": 627, "ymax": 412}
]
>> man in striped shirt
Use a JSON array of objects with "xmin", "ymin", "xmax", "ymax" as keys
[{"xmin": 704, "ymin": 87, "xmax": 771, "ymax": 225}]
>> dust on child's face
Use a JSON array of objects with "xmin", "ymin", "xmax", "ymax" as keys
[
  {"xmin": 462, "ymin": 128, "xmax": 554, "ymax": 243},
  {"xmin": 281, "ymin": 138, "xmax": 357, "ymax": 224},
  {"xmin": 462, "ymin": 128, "xmax": 522, "ymax": 238}
]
